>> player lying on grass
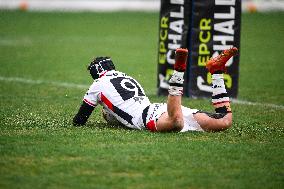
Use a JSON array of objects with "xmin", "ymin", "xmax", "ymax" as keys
[{"xmin": 73, "ymin": 47, "xmax": 238, "ymax": 132}]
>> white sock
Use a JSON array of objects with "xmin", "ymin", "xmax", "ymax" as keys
[
  {"xmin": 168, "ymin": 71, "xmax": 184, "ymax": 96},
  {"xmin": 211, "ymin": 74, "xmax": 229, "ymax": 105}
]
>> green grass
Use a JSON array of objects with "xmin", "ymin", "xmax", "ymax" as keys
[{"xmin": 0, "ymin": 11, "xmax": 283, "ymax": 189}]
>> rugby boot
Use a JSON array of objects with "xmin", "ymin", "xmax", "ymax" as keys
[
  {"xmin": 174, "ymin": 48, "xmax": 188, "ymax": 72},
  {"xmin": 206, "ymin": 47, "xmax": 238, "ymax": 74}
]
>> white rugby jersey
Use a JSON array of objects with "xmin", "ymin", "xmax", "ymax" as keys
[{"xmin": 83, "ymin": 70, "xmax": 151, "ymax": 129}]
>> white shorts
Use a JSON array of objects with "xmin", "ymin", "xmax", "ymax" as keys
[{"xmin": 142, "ymin": 103, "xmax": 204, "ymax": 132}]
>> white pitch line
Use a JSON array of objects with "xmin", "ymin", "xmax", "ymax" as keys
[
  {"xmin": 0, "ymin": 76, "xmax": 88, "ymax": 89},
  {"xmin": 0, "ymin": 76, "xmax": 283, "ymax": 110},
  {"xmin": 231, "ymin": 99, "xmax": 284, "ymax": 110}
]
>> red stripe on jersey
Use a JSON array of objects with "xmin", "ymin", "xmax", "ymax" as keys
[
  {"xmin": 146, "ymin": 120, "xmax": 157, "ymax": 132},
  {"xmin": 99, "ymin": 71, "xmax": 108, "ymax": 78},
  {"xmin": 100, "ymin": 93, "xmax": 114, "ymax": 111},
  {"xmin": 83, "ymin": 99, "xmax": 96, "ymax": 107},
  {"xmin": 100, "ymin": 93, "xmax": 134, "ymax": 125},
  {"xmin": 213, "ymin": 101, "xmax": 230, "ymax": 105}
]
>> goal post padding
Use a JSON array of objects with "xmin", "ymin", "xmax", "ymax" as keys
[{"xmin": 157, "ymin": 0, "xmax": 241, "ymax": 98}]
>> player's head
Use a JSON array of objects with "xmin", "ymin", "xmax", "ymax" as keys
[{"xmin": 87, "ymin": 57, "xmax": 116, "ymax": 80}]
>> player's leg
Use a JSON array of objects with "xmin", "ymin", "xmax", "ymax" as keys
[
  {"xmin": 156, "ymin": 48, "xmax": 188, "ymax": 132},
  {"xmin": 193, "ymin": 47, "xmax": 238, "ymax": 131},
  {"xmin": 193, "ymin": 73, "xmax": 233, "ymax": 131}
]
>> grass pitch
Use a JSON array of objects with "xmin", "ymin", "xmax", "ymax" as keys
[{"xmin": 0, "ymin": 11, "xmax": 283, "ymax": 189}]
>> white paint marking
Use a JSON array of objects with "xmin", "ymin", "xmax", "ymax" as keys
[
  {"xmin": 231, "ymin": 99, "xmax": 284, "ymax": 110},
  {"xmin": 0, "ymin": 76, "xmax": 88, "ymax": 89},
  {"xmin": 0, "ymin": 76, "xmax": 283, "ymax": 110},
  {"xmin": 0, "ymin": 37, "xmax": 33, "ymax": 47}
]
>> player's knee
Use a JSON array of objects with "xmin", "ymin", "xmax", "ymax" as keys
[
  {"xmin": 222, "ymin": 114, "xmax": 232, "ymax": 129},
  {"xmin": 223, "ymin": 120, "xmax": 231, "ymax": 129}
]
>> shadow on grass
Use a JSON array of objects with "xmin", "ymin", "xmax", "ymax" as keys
[{"xmin": 85, "ymin": 121, "xmax": 133, "ymax": 131}]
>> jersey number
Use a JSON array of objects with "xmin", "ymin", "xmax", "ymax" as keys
[{"xmin": 110, "ymin": 77, "xmax": 145, "ymax": 101}]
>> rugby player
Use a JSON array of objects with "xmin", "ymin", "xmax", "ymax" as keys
[{"xmin": 73, "ymin": 47, "xmax": 238, "ymax": 132}]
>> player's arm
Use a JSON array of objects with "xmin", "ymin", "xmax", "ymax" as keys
[
  {"xmin": 73, "ymin": 83, "xmax": 99, "ymax": 126},
  {"xmin": 73, "ymin": 101, "xmax": 95, "ymax": 126}
]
